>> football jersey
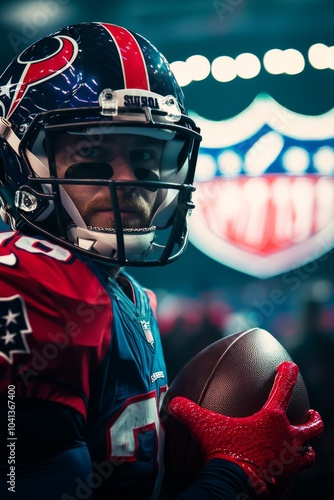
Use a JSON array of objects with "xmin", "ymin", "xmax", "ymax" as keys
[{"xmin": 0, "ymin": 230, "xmax": 167, "ymax": 499}]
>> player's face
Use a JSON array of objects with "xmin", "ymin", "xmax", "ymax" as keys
[{"xmin": 54, "ymin": 133, "xmax": 164, "ymax": 229}]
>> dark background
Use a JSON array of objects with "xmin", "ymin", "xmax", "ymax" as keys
[{"xmin": 0, "ymin": 2, "xmax": 333, "ymax": 496}]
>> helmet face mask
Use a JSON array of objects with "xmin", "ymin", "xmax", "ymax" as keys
[{"xmin": 0, "ymin": 22, "xmax": 201, "ymax": 266}]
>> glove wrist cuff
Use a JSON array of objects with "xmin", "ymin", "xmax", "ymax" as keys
[{"xmin": 209, "ymin": 454, "xmax": 271, "ymax": 497}]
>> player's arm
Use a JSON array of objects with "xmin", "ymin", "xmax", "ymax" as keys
[
  {"xmin": 0, "ymin": 233, "xmax": 111, "ymax": 499},
  {"xmin": 173, "ymin": 459, "xmax": 256, "ymax": 499},
  {"xmin": 0, "ymin": 397, "xmax": 92, "ymax": 500},
  {"xmin": 169, "ymin": 362, "xmax": 323, "ymax": 499}
]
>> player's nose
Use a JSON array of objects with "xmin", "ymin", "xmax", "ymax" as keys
[{"xmin": 110, "ymin": 156, "xmax": 137, "ymax": 182}]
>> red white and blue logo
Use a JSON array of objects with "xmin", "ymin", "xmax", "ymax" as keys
[
  {"xmin": 139, "ymin": 319, "xmax": 155, "ymax": 350},
  {"xmin": 0, "ymin": 24, "xmax": 151, "ymax": 120},
  {"xmin": 189, "ymin": 94, "xmax": 334, "ymax": 278},
  {"xmin": 0, "ymin": 35, "xmax": 78, "ymax": 118}
]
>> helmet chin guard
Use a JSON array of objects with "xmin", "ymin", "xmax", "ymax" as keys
[
  {"xmin": 0, "ymin": 22, "xmax": 201, "ymax": 266},
  {"xmin": 67, "ymin": 225, "xmax": 157, "ymax": 262}
]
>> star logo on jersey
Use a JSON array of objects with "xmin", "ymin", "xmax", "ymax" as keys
[
  {"xmin": 0, "ymin": 295, "xmax": 32, "ymax": 364},
  {"xmin": 139, "ymin": 319, "xmax": 155, "ymax": 349}
]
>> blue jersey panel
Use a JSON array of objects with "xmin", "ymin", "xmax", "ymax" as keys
[{"xmin": 86, "ymin": 266, "xmax": 167, "ymax": 499}]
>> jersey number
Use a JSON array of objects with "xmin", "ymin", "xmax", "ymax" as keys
[
  {"xmin": 106, "ymin": 389, "xmax": 167, "ymax": 498},
  {"xmin": 0, "ymin": 232, "xmax": 71, "ymax": 265}
]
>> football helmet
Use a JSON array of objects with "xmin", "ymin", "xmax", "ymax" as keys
[{"xmin": 0, "ymin": 22, "xmax": 201, "ymax": 266}]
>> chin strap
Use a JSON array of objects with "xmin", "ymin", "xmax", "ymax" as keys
[{"xmin": 0, "ymin": 118, "xmax": 20, "ymax": 153}]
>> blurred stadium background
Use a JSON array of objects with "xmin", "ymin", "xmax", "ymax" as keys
[{"xmin": 0, "ymin": 2, "xmax": 333, "ymax": 496}]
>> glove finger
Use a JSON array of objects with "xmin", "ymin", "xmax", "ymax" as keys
[
  {"xmin": 263, "ymin": 361, "xmax": 299, "ymax": 412},
  {"xmin": 168, "ymin": 396, "xmax": 225, "ymax": 435},
  {"xmin": 168, "ymin": 397, "xmax": 207, "ymax": 424},
  {"xmin": 298, "ymin": 445, "xmax": 316, "ymax": 470},
  {"xmin": 293, "ymin": 409, "xmax": 324, "ymax": 441}
]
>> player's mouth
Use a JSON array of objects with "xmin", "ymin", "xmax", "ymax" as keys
[
  {"xmin": 89, "ymin": 205, "xmax": 142, "ymax": 226},
  {"xmin": 93, "ymin": 206, "xmax": 138, "ymax": 216}
]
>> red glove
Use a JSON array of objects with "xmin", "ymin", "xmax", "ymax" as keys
[{"xmin": 168, "ymin": 361, "xmax": 323, "ymax": 497}]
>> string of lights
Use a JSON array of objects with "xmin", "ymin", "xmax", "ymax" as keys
[{"xmin": 171, "ymin": 43, "xmax": 334, "ymax": 86}]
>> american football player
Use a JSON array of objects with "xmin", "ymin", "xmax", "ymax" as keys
[{"xmin": 0, "ymin": 22, "xmax": 323, "ymax": 499}]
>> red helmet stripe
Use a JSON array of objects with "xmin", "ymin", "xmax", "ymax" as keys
[{"xmin": 100, "ymin": 23, "xmax": 150, "ymax": 90}]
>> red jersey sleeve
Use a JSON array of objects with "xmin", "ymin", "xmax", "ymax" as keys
[
  {"xmin": 144, "ymin": 288, "xmax": 158, "ymax": 318},
  {"xmin": 0, "ymin": 231, "xmax": 112, "ymax": 419}
]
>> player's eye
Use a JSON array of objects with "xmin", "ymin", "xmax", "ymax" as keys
[
  {"xmin": 130, "ymin": 149, "xmax": 155, "ymax": 164},
  {"xmin": 64, "ymin": 163, "xmax": 113, "ymax": 179},
  {"xmin": 75, "ymin": 145, "xmax": 102, "ymax": 158}
]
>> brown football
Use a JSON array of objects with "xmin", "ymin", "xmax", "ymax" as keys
[{"xmin": 160, "ymin": 327, "xmax": 310, "ymax": 495}]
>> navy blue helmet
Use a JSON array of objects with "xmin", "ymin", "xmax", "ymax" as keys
[{"xmin": 0, "ymin": 22, "xmax": 201, "ymax": 266}]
